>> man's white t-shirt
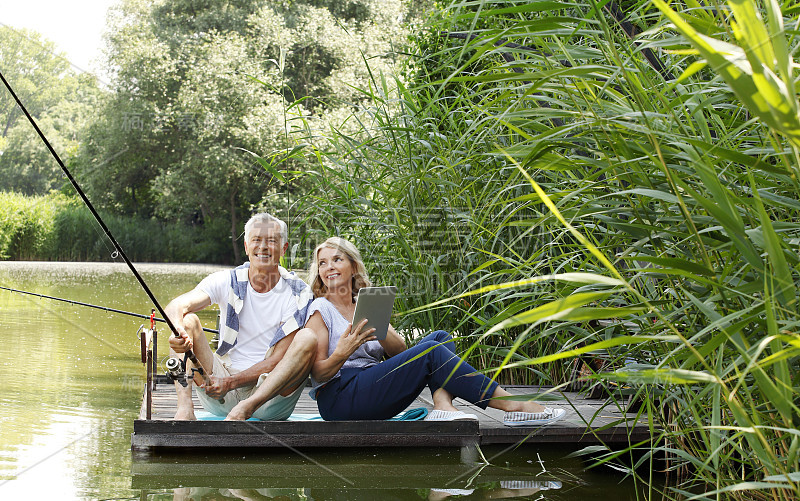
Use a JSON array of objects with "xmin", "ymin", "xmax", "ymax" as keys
[{"xmin": 198, "ymin": 270, "xmax": 300, "ymax": 372}]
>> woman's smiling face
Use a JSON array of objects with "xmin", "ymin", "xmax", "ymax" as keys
[{"xmin": 316, "ymin": 246, "xmax": 354, "ymax": 294}]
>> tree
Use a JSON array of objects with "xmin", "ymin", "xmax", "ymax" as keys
[
  {"xmin": 84, "ymin": 0, "xmax": 414, "ymax": 262},
  {"xmin": 0, "ymin": 26, "xmax": 72, "ymax": 135},
  {"xmin": 81, "ymin": 0, "xmax": 290, "ymax": 262},
  {"xmin": 0, "ymin": 27, "xmax": 100, "ymax": 195},
  {"xmin": 248, "ymin": 0, "xmax": 408, "ymax": 110}
]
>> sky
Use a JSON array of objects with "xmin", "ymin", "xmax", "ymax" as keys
[{"xmin": 1, "ymin": 0, "xmax": 119, "ymax": 82}]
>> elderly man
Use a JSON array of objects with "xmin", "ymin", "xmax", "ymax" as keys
[{"xmin": 166, "ymin": 212, "xmax": 316, "ymax": 421}]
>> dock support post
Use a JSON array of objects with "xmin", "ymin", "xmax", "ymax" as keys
[
  {"xmin": 138, "ymin": 325, "xmax": 156, "ymax": 420},
  {"xmin": 460, "ymin": 443, "xmax": 481, "ymax": 464}
]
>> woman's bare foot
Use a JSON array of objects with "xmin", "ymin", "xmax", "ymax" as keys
[
  {"xmin": 488, "ymin": 387, "xmax": 546, "ymax": 413},
  {"xmin": 516, "ymin": 401, "xmax": 547, "ymax": 413},
  {"xmin": 431, "ymin": 387, "xmax": 459, "ymax": 412}
]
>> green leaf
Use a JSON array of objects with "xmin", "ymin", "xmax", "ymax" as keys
[
  {"xmin": 749, "ymin": 172, "xmax": 795, "ymax": 305},
  {"xmin": 623, "ymin": 255, "xmax": 714, "ymax": 277},
  {"xmin": 502, "ymin": 335, "xmax": 679, "ymax": 368},
  {"xmin": 608, "ymin": 368, "xmax": 719, "ymax": 384},
  {"xmin": 485, "ymin": 292, "xmax": 613, "ymax": 333}
]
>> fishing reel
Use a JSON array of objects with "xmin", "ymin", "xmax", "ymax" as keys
[
  {"xmin": 165, "ymin": 354, "xmax": 224, "ymax": 404},
  {"xmin": 165, "ymin": 355, "xmax": 211, "ymax": 391},
  {"xmin": 165, "ymin": 356, "xmax": 189, "ymax": 387}
]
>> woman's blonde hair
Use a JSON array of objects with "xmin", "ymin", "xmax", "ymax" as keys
[{"xmin": 308, "ymin": 237, "xmax": 371, "ymax": 299}]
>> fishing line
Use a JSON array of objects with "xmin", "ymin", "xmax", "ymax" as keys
[
  {"xmin": 0, "ymin": 69, "xmax": 212, "ymax": 384},
  {"xmin": 0, "ymin": 285, "xmax": 218, "ymax": 334}
]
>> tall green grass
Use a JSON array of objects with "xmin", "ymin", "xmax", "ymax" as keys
[
  {"xmin": 262, "ymin": 0, "xmax": 800, "ymax": 498},
  {"xmin": 0, "ymin": 192, "xmax": 231, "ymax": 263}
]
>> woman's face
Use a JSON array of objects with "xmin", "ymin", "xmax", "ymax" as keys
[{"xmin": 317, "ymin": 246, "xmax": 355, "ymax": 294}]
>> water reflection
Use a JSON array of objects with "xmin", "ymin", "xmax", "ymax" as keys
[
  {"xmin": 168, "ymin": 481, "xmax": 563, "ymax": 501},
  {"xmin": 0, "ymin": 262, "xmax": 223, "ymax": 499},
  {"xmin": 130, "ymin": 445, "xmax": 647, "ymax": 500},
  {"xmin": 133, "ymin": 448, "xmax": 574, "ymax": 500}
]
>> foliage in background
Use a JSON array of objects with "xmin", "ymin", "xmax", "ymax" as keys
[
  {"xmin": 268, "ymin": 0, "xmax": 800, "ymax": 499},
  {"xmin": 0, "ymin": 26, "xmax": 101, "ymax": 195},
  {"xmin": 2, "ymin": 0, "xmax": 426, "ymax": 264},
  {"xmin": 0, "ymin": 192, "xmax": 230, "ymax": 263},
  {"xmin": 76, "ymin": 0, "xmax": 414, "ymax": 262}
]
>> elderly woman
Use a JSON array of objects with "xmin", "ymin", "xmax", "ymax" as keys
[{"xmin": 304, "ymin": 237, "xmax": 565, "ymax": 426}]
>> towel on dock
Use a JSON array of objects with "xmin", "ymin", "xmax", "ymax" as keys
[{"xmin": 196, "ymin": 408, "xmax": 429, "ymax": 422}]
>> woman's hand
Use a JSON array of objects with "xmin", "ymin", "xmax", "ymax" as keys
[
  {"xmin": 308, "ymin": 312, "xmax": 376, "ymax": 384},
  {"xmin": 332, "ymin": 318, "xmax": 376, "ymax": 359}
]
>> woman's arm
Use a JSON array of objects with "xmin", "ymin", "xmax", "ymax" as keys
[
  {"xmin": 379, "ymin": 324, "xmax": 406, "ymax": 357},
  {"xmin": 308, "ymin": 312, "xmax": 377, "ymax": 383}
]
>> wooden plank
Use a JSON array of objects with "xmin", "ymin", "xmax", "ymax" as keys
[
  {"xmin": 478, "ymin": 423, "xmax": 651, "ymax": 444},
  {"xmin": 132, "ymin": 432, "xmax": 477, "ymax": 449},
  {"xmin": 137, "ymin": 386, "xmax": 149, "ymax": 420},
  {"xmin": 132, "ymin": 418, "xmax": 479, "ymax": 449},
  {"xmin": 134, "ymin": 419, "xmax": 477, "ymax": 435}
]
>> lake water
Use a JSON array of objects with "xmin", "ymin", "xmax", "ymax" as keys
[{"xmin": 0, "ymin": 261, "xmax": 652, "ymax": 500}]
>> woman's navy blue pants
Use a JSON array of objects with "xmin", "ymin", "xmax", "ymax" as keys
[{"xmin": 316, "ymin": 330, "xmax": 500, "ymax": 420}]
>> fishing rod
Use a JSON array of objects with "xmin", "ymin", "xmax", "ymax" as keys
[
  {"xmin": 0, "ymin": 285, "xmax": 219, "ymax": 334},
  {"xmin": 0, "ymin": 70, "xmax": 213, "ymax": 389}
]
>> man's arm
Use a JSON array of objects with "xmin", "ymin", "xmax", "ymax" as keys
[{"xmin": 166, "ymin": 288, "xmax": 212, "ymax": 353}]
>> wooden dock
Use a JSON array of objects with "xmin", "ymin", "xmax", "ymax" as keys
[{"xmin": 131, "ymin": 375, "xmax": 651, "ymax": 456}]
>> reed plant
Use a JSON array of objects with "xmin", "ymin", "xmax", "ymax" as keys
[{"xmin": 267, "ymin": 0, "xmax": 800, "ymax": 498}]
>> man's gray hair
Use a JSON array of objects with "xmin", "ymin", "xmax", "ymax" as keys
[{"xmin": 244, "ymin": 213, "xmax": 288, "ymax": 244}]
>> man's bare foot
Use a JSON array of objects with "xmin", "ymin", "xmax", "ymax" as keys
[
  {"xmin": 225, "ymin": 402, "xmax": 254, "ymax": 421},
  {"xmin": 174, "ymin": 408, "xmax": 196, "ymax": 420}
]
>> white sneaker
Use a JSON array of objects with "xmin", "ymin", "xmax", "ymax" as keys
[
  {"xmin": 429, "ymin": 488, "xmax": 475, "ymax": 495},
  {"xmin": 500, "ymin": 480, "xmax": 562, "ymax": 490},
  {"xmin": 425, "ymin": 410, "xmax": 479, "ymax": 421},
  {"xmin": 503, "ymin": 407, "xmax": 566, "ymax": 427}
]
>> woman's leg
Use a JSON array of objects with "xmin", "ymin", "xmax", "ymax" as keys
[
  {"xmin": 413, "ymin": 330, "xmax": 496, "ymax": 401},
  {"xmin": 316, "ymin": 366, "xmax": 428, "ymax": 420},
  {"xmin": 317, "ymin": 332, "xmax": 500, "ymax": 420},
  {"xmin": 419, "ymin": 331, "xmax": 548, "ymax": 413},
  {"xmin": 416, "ymin": 331, "xmax": 468, "ymax": 411}
]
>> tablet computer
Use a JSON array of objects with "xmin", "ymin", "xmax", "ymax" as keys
[{"xmin": 352, "ymin": 286, "xmax": 396, "ymax": 340}]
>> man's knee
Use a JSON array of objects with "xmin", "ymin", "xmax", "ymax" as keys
[
  {"xmin": 292, "ymin": 328, "xmax": 318, "ymax": 356},
  {"xmin": 183, "ymin": 313, "xmax": 202, "ymax": 337}
]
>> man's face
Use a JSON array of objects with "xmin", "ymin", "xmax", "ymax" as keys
[{"xmin": 244, "ymin": 222, "xmax": 288, "ymax": 269}]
